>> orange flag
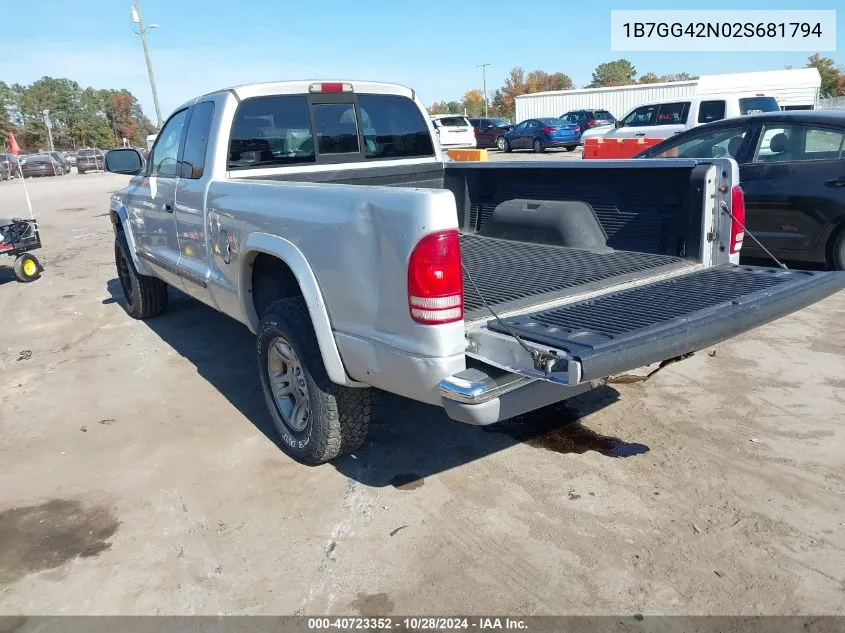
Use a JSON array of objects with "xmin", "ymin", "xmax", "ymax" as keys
[{"xmin": 7, "ymin": 131, "xmax": 21, "ymax": 156}]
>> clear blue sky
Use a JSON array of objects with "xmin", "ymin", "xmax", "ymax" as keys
[{"xmin": 1, "ymin": 0, "xmax": 841, "ymax": 120}]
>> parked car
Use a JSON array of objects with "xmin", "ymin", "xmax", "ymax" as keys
[
  {"xmin": 49, "ymin": 151, "xmax": 71, "ymax": 174},
  {"xmin": 20, "ymin": 154, "xmax": 62, "ymax": 177},
  {"xmin": 102, "ymin": 79, "xmax": 844, "ymax": 465},
  {"xmin": 76, "ymin": 148, "xmax": 105, "ymax": 174},
  {"xmin": 430, "ymin": 114, "xmax": 476, "ymax": 148},
  {"xmin": 64, "ymin": 151, "xmax": 77, "ymax": 166},
  {"xmin": 581, "ymin": 93, "xmax": 781, "ymax": 144},
  {"xmin": 560, "ymin": 109, "xmax": 616, "ymax": 143},
  {"xmin": 0, "ymin": 160, "xmax": 10, "ymax": 181},
  {"xmin": 636, "ymin": 110, "xmax": 845, "ymax": 269},
  {"xmin": 501, "ymin": 117, "xmax": 580, "ymax": 152},
  {"xmin": 0, "ymin": 153, "xmax": 20, "ymax": 178},
  {"xmin": 469, "ymin": 117, "xmax": 513, "ymax": 149}
]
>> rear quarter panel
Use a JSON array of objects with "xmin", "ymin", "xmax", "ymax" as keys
[{"xmin": 207, "ymin": 179, "xmax": 466, "ymax": 360}]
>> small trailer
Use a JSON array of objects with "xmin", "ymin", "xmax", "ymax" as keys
[{"xmin": 0, "ymin": 218, "xmax": 43, "ymax": 282}]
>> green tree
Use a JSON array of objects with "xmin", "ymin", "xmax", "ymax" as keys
[
  {"xmin": 461, "ymin": 89, "xmax": 486, "ymax": 117},
  {"xmin": 589, "ymin": 59, "xmax": 637, "ymax": 87},
  {"xmin": 806, "ymin": 54, "xmax": 845, "ymax": 97},
  {"xmin": 638, "ymin": 72, "xmax": 661, "ymax": 84}
]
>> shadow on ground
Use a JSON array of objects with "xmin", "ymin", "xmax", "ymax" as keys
[{"xmin": 106, "ymin": 278, "xmax": 648, "ymax": 488}]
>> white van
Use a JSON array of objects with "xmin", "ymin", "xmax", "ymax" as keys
[
  {"xmin": 581, "ymin": 94, "xmax": 781, "ymax": 143},
  {"xmin": 430, "ymin": 114, "xmax": 477, "ymax": 148}
]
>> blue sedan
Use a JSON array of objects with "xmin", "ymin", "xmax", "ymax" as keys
[{"xmin": 501, "ymin": 118, "xmax": 581, "ymax": 153}]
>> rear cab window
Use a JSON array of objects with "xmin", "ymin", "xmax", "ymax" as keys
[
  {"xmin": 739, "ymin": 97, "xmax": 780, "ymax": 115},
  {"xmin": 228, "ymin": 92, "xmax": 434, "ymax": 170}
]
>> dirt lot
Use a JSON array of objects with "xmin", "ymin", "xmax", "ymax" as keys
[{"xmin": 1, "ymin": 171, "xmax": 844, "ymax": 616}]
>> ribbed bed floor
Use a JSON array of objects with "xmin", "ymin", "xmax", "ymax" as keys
[{"xmin": 461, "ymin": 233, "xmax": 691, "ymax": 321}]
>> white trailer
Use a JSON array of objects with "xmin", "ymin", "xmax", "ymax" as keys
[{"xmin": 515, "ymin": 68, "xmax": 821, "ymax": 122}]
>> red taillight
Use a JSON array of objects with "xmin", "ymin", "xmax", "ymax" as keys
[
  {"xmin": 586, "ymin": 119, "xmax": 598, "ymax": 126},
  {"xmin": 408, "ymin": 230, "xmax": 463, "ymax": 325},
  {"xmin": 730, "ymin": 185, "xmax": 745, "ymax": 254},
  {"xmin": 574, "ymin": 126, "xmax": 580, "ymax": 132},
  {"xmin": 308, "ymin": 82, "xmax": 352, "ymax": 93},
  {"xmin": 542, "ymin": 127, "xmax": 557, "ymax": 134}
]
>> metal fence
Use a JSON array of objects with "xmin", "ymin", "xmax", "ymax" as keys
[{"xmin": 818, "ymin": 96, "xmax": 845, "ymax": 110}]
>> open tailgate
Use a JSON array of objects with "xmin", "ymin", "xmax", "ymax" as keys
[{"xmin": 476, "ymin": 265, "xmax": 845, "ymax": 384}]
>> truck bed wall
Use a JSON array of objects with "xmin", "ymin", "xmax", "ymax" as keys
[{"xmin": 444, "ymin": 163, "xmax": 707, "ymax": 260}]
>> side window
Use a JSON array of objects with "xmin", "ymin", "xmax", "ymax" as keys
[
  {"xmin": 527, "ymin": 120, "xmax": 539, "ymax": 129},
  {"xmin": 652, "ymin": 126, "xmax": 749, "ymax": 159},
  {"xmin": 803, "ymin": 128, "xmax": 844, "ymax": 160},
  {"xmin": 753, "ymin": 125, "xmax": 794, "ymax": 163},
  {"xmin": 150, "ymin": 109, "xmax": 188, "ymax": 178},
  {"xmin": 311, "ymin": 103, "xmax": 360, "ymax": 155},
  {"xmin": 623, "ymin": 105, "xmax": 657, "ymax": 127},
  {"xmin": 655, "ymin": 102, "xmax": 690, "ymax": 126},
  {"xmin": 228, "ymin": 95, "xmax": 315, "ymax": 170},
  {"xmin": 181, "ymin": 102, "xmax": 215, "ymax": 179},
  {"xmin": 514, "ymin": 122, "xmax": 527, "ymax": 131},
  {"xmin": 698, "ymin": 100, "xmax": 726, "ymax": 124},
  {"xmin": 358, "ymin": 95, "xmax": 435, "ymax": 158}
]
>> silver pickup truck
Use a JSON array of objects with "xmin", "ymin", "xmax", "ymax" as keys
[{"xmin": 104, "ymin": 80, "xmax": 845, "ymax": 465}]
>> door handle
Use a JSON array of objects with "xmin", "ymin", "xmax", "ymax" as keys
[
  {"xmin": 635, "ymin": 133, "xmax": 646, "ymax": 137},
  {"xmin": 825, "ymin": 178, "xmax": 845, "ymax": 188},
  {"xmin": 165, "ymin": 202, "xmax": 174, "ymax": 213}
]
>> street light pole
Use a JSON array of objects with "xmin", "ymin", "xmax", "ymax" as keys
[
  {"xmin": 43, "ymin": 109, "xmax": 55, "ymax": 152},
  {"xmin": 132, "ymin": 0, "xmax": 163, "ymax": 129},
  {"xmin": 477, "ymin": 63, "xmax": 490, "ymax": 117}
]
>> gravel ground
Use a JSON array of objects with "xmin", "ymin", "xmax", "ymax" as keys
[{"xmin": 0, "ymin": 171, "xmax": 843, "ymax": 616}]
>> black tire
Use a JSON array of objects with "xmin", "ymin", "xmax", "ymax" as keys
[
  {"xmin": 503, "ymin": 138, "xmax": 512, "ymax": 153},
  {"xmin": 496, "ymin": 136, "xmax": 506, "ymax": 151},
  {"xmin": 533, "ymin": 138, "xmax": 545, "ymax": 153},
  {"xmin": 257, "ymin": 297, "xmax": 370, "ymax": 465},
  {"xmin": 565, "ymin": 145, "xmax": 577, "ymax": 152},
  {"xmin": 832, "ymin": 229, "xmax": 845, "ymax": 270},
  {"xmin": 13, "ymin": 253, "xmax": 41, "ymax": 282},
  {"xmin": 114, "ymin": 233, "xmax": 168, "ymax": 319}
]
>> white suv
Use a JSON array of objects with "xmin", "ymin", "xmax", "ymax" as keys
[{"xmin": 430, "ymin": 115, "xmax": 477, "ymax": 148}]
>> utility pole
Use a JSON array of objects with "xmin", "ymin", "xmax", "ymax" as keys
[
  {"xmin": 477, "ymin": 63, "xmax": 491, "ymax": 117},
  {"xmin": 43, "ymin": 110, "xmax": 55, "ymax": 151},
  {"xmin": 131, "ymin": 0, "xmax": 163, "ymax": 129}
]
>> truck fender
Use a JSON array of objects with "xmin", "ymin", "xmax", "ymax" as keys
[
  {"xmin": 238, "ymin": 233, "xmax": 365, "ymax": 388},
  {"xmin": 110, "ymin": 202, "xmax": 153, "ymax": 276}
]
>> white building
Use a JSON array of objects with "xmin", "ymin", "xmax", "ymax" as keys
[{"xmin": 515, "ymin": 68, "xmax": 821, "ymax": 122}]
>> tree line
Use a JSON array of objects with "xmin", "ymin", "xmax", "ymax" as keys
[
  {"xmin": 429, "ymin": 54, "xmax": 845, "ymax": 121},
  {"xmin": 0, "ymin": 76, "xmax": 156, "ymax": 153}
]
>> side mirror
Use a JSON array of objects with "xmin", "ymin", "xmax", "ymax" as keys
[
  {"xmin": 105, "ymin": 148, "xmax": 144, "ymax": 175},
  {"xmin": 615, "ymin": 120, "xmax": 624, "ymax": 129}
]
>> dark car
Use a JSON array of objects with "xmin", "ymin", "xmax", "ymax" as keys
[
  {"xmin": 636, "ymin": 110, "xmax": 845, "ymax": 269},
  {"xmin": 0, "ymin": 153, "xmax": 20, "ymax": 179},
  {"xmin": 560, "ymin": 109, "xmax": 616, "ymax": 142},
  {"xmin": 501, "ymin": 117, "xmax": 580, "ymax": 153},
  {"xmin": 76, "ymin": 148, "xmax": 105, "ymax": 174},
  {"xmin": 20, "ymin": 154, "xmax": 61, "ymax": 177},
  {"xmin": 49, "ymin": 151, "xmax": 71, "ymax": 174},
  {"xmin": 469, "ymin": 117, "xmax": 514, "ymax": 149}
]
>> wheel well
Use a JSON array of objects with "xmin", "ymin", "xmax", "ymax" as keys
[
  {"xmin": 110, "ymin": 210, "xmax": 122, "ymax": 231},
  {"xmin": 251, "ymin": 253, "xmax": 303, "ymax": 319}
]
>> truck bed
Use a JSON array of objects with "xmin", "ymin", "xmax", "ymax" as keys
[{"xmin": 460, "ymin": 234, "xmax": 691, "ymax": 322}]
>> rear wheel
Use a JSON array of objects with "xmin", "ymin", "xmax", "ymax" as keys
[
  {"xmin": 13, "ymin": 253, "xmax": 41, "ymax": 282},
  {"xmin": 565, "ymin": 145, "xmax": 577, "ymax": 152},
  {"xmin": 533, "ymin": 138, "xmax": 545, "ymax": 153},
  {"xmin": 114, "ymin": 233, "xmax": 168, "ymax": 319},
  {"xmin": 832, "ymin": 230, "xmax": 845, "ymax": 270},
  {"xmin": 258, "ymin": 297, "xmax": 370, "ymax": 465},
  {"xmin": 496, "ymin": 136, "xmax": 506, "ymax": 151}
]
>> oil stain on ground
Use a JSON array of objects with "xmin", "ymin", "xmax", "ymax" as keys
[
  {"xmin": 484, "ymin": 406, "xmax": 649, "ymax": 458},
  {"xmin": 0, "ymin": 499, "xmax": 120, "ymax": 585},
  {"xmin": 349, "ymin": 592, "xmax": 395, "ymax": 615}
]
